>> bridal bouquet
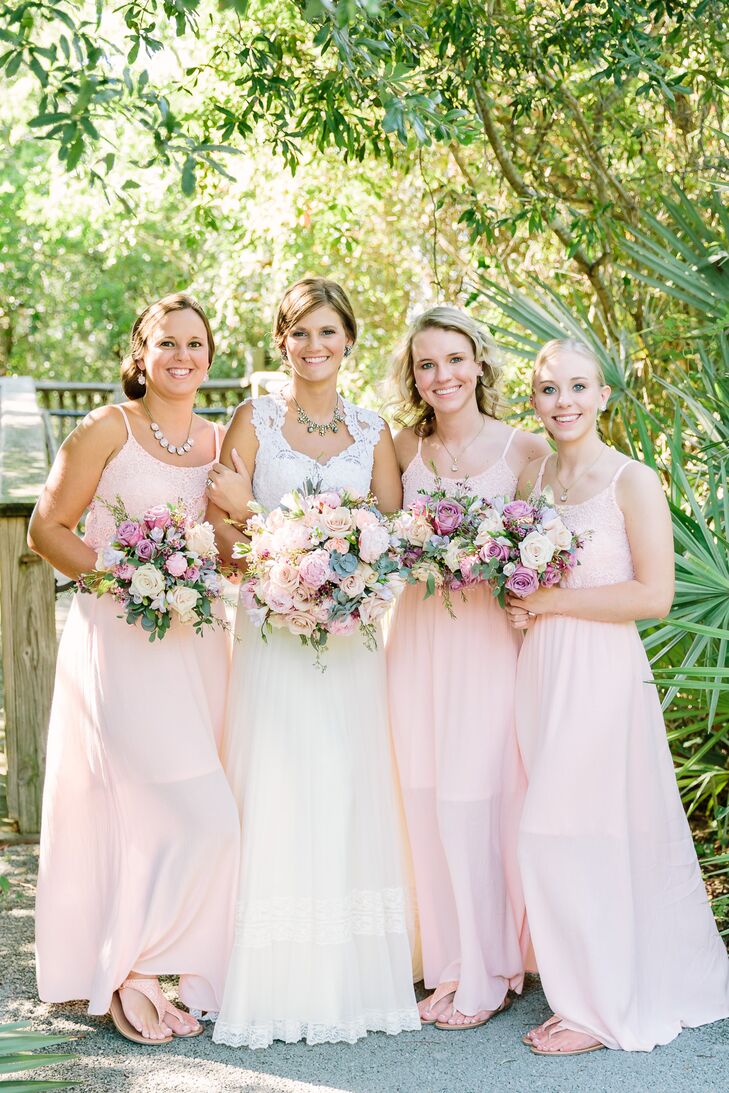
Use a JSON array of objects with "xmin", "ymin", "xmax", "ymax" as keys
[
  {"xmin": 234, "ymin": 482, "xmax": 404, "ymax": 667},
  {"xmin": 78, "ymin": 498, "xmax": 229, "ymax": 641},
  {"xmin": 390, "ymin": 484, "xmax": 498, "ymax": 615},
  {"xmin": 475, "ymin": 490, "xmax": 586, "ymax": 605}
]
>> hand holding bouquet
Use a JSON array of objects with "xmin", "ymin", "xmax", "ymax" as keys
[
  {"xmin": 476, "ymin": 489, "xmax": 586, "ymax": 605},
  {"xmin": 234, "ymin": 481, "xmax": 404, "ymax": 668},
  {"xmin": 78, "ymin": 498, "xmax": 229, "ymax": 641}
]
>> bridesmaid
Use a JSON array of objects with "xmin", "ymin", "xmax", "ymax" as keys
[
  {"xmin": 386, "ymin": 307, "xmax": 550, "ymax": 1030},
  {"xmin": 29, "ymin": 293, "xmax": 241, "ymax": 1044},
  {"xmin": 506, "ymin": 337, "xmax": 729, "ymax": 1054}
]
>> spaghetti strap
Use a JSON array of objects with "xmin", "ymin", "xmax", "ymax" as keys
[
  {"xmin": 610, "ymin": 460, "xmax": 632, "ymax": 493},
  {"xmin": 534, "ymin": 454, "xmax": 551, "ymax": 493},
  {"xmin": 416, "ymin": 435, "xmax": 423, "ymax": 457},
  {"xmin": 213, "ymin": 422, "xmax": 222, "ymax": 461},
  {"xmin": 113, "ymin": 404, "xmax": 132, "ymax": 437},
  {"xmin": 501, "ymin": 429, "xmax": 517, "ymax": 461}
]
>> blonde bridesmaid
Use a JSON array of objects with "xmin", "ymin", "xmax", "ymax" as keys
[
  {"xmin": 386, "ymin": 307, "xmax": 550, "ymax": 1030},
  {"xmin": 507, "ymin": 338, "xmax": 729, "ymax": 1054},
  {"xmin": 30, "ymin": 294, "xmax": 241, "ymax": 1044}
]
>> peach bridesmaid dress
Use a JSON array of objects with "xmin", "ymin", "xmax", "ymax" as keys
[
  {"xmin": 516, "ymin": 458, "xmax": 729, "ymax": 1050},
  {"xmin": 35, "ymin": 406, "xmax": 240, "ymax": 1017},
  {"xmin": 387, "ymin": 433, "xmax": 531, "ymax": 1020}
]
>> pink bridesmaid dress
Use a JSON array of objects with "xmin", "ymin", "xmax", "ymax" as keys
[
  {"xmin": 517, "ymin": 458, "xmax": 729, "ymax": 1050},
  {"xmin": 35, "ymin": 405, "xmax": 240, "ymax": 1017},
  {"xmin": 387, "ymin": 433, "xmax": 531, "ymax": 1019}
]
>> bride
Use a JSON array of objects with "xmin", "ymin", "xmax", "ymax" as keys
[{"xmin": 207, "ymin": 277, "xmax": 420, "ymax": 1049}]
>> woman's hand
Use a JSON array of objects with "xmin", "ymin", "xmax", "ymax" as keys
[
  {"xmin": 506, "ymin": 586, "xmax": 560, "ymax": 625},
  {"xmin": 504, "ymin": 599, "xmax": 534, "ymax": 630},
  {"xmin": 205, "ymin": 448, "xmax": 252, "ymax": 523}
]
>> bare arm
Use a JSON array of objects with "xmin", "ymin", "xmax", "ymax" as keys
[
  {"xmin": 508, "ymin": 463, "xmax": 675, "ymax": 625},
  {"xmin": 205, "ymin": 401, "xmax": 258, "ymax": 565},
  {"xmin": 371, "ymin": 422, "xmax": 403, "ymax": 514},
  {"xmin": 27, "ymin": 407, "xmax": 126, "ymax": 579}
]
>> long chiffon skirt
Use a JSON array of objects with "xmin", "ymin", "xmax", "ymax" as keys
[
  {"xmin": 516, "ymin": 616, "xmax": 729, "ymax": 1051},
  {"xmin": 213, "ymin": 610, "xmax": 420, "ymax": 1049},
  {"xmin": 387, "ymin": 584, "xmax": 531, "ymax": 1017},
  {"xmin": 35, "ymin": 595, "xmax": 241, "ymax": 1015}
]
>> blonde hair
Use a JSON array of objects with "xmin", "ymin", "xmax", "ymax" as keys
[
  {"xmin": 532, "ymin": 338, "xmax": 606, "ymax": 389},
  {"xmin": 120, "ymin": 293, "xmax": 215, "ymax": 399},
  {"xmin": 391, "ymin": 306, "xmax": 502, "ymax": 437},
  {"xmin": 273, "ymin": 277, "xmax": 357, "ymax": 353}
]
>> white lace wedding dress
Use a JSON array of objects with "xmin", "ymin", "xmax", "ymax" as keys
[{"xmin": 213, "ymin": 392, "xmax": 420, "ymax": 1049}]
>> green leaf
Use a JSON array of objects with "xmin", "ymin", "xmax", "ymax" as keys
[{"xmin": 180, "ymin": 156, "xmax": 196, "ymax": 195}]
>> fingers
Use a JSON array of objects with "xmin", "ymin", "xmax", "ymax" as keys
[{"xmin": 230, "ymin": 447, "xmax": 249, "ymax": 478}]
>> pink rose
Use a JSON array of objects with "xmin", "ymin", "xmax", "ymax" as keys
[
  {"xmin": 113, "ymin": 562, "xmax": 136, "ymax": 581},
  {"xmin": 325, "ymin": 538, "xmax": 350, "ymax": 554},
  {"xmin": 143, "ymin": 505, "xmax": 172, "ymax": 529},
  {"xmin": 116, "ymin": 521, "xmax": 143, "ymax": 547},
  {"xmin": 433, "ymin": 499, "xmax": 464, "ymax": 536},
  {"xmin": 354, "ymin": 508, "xmax": 379, "ymax": 530},
  {"xmin": 328, "ymin": 614, "xmax": 359, "ymax": 636},
  {"xmin": 459, "ymin": 555, "xmax": 479, "ymax": 584},
  {"xmin": 185, "ymin": 565, "xmax": 200, "ymax": 582},
  {"xmin": 359, "ymin": 523, "xmax": 391, "ymax": 563},
  {"xmin": 240, "ymin": 581, "xmax": 259, "ymax": 611},
  {"xmin": 541, "ymin": 563, "xmax": 562, "ymax": 587},
  {"xmin": 299, "ymin": 549, "xmax": 332, "ymax": 591},
  {"xmin": 317, "ymin": 491, "xmax": 342, "ymax": 509},
  {"xmin": 165, "ymin": 552, "xmax": 188, "ymax": 578},
  {"xmin": 135, "ymin": 539, "xmax": 155, "ymax": 561},
  {"xmin": 505, "ymin": 565, "xmax": 540, "ymax": 598}
]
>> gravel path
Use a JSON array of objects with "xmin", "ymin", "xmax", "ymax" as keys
[{"xmin": 1, "ymin": 845, "xmax": 728, "ymax": 1093}]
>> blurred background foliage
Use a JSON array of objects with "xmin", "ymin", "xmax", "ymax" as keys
[{"xmin": 0, "ymin": 0, "xmax": 727, "ymax": 923}]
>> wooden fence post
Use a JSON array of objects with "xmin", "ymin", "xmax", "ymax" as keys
[{"xmin": 0, "ymin": 376, "xmax": 56, "ymax": 833}]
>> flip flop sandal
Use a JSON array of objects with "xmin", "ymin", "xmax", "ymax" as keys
[
  {"xmin": 529, "ymin": 1019, "xmax": 605, "ymax": 1056},
  {"xmin": 436, "ymin": 994, "xmax": 512, "ymax": 1031},
  {"xmin": 522, "ymin": 1013, "xmax": 561, "ymax": 1046},
  {"xmin": 419, "ymin": 980, "xmax": 458, "ymax": 1026},
  {"xmin": 110, "ymin": 981, "xmax": 173, "ymax": 1046}
]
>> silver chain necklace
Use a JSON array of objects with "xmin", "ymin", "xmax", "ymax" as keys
[
  {"xmin": 555, "ymin": 448, "xmax": 605, "ymax": 503},
  {"xmin": 141, "ymin": 399, "xmax": 195, "ymax": 456},
  {"xmin": 435, "ymin": 417, "xmax": 486, "ymax": 473},
  {"xmin": 293, "ymin": 394, "xmax": 345, "ymax": 437}
]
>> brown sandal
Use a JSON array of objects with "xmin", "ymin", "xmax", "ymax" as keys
[
  {"xmin": 435, "ymin": 994, "xmax": 512, "ymax": 1031},
  {"xmin": 109, "ymin": 981, "xmax": 173, "ymax": 1046}
]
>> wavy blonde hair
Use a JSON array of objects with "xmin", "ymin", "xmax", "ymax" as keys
[
  {"xmin": 532, "ymin": 338, "xmax": 606, "ymax": 388},
  {"xmin": 120, "ymin": 293, "xmax": 215, "ymax": 399},
  {"xmin": 391, "ymin": 306, "xmax": 502, "ymax": 437}
]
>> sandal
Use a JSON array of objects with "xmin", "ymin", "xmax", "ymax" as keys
[
  {"xmin": 522, "ymin": 1012, "xmax": 561, "ymax": 1046},
  {"xmin": 418, "ymin": 980, "xmax": 458, "ymax": 1025},
  {"xmin": 110, "ymin": 980, "xmax": 172, "ymax": 1046},
  {"xmin": 529, "ymin": 1018, "xmax": 605, "ymax": 1057},
  {"xmin": 436, "ymin": 994, "xmax": 512, "ymax": 1031}
]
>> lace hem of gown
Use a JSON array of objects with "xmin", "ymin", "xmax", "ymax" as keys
[
  {"xmin": 213, "ymin": 1008, "xmax": 422, "ymax": 1049},
  {"xmin": 234, "ymin": 887, "xmax": 411, "ymax": 948}
]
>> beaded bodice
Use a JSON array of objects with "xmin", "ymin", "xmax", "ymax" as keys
[
  {"xmin": 533, "ymin": 457, "xmax": 635, "ymax": 589},
  {"xmin": 84, "ymin": 406, "xmax": 219, "ymax": 549},
  {"xmin": 250, "ymin": 393, "xmax": 384, "ymax": 511},
  {"xmin": 402, "ymin": 433, "xmax": 519, "ymax": 507}
]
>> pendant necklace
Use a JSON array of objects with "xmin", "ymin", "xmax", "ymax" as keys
[
  {"xmin": 141, "ymin": 398, "xmax": 194, "ymax": 456},
  {"xmin": 555, "ymin": 448, "xmax": 605, "ymax": 503},
  {"xmin": 293, "ymin": 394, "xmax": 345, "ymax": 437},
  {"xmin": 436, "ymin": 416, "xmax": 486, "ymax": 474}
]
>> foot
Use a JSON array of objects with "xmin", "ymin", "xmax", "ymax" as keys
[
  {"xmin": 442, "ymin": 1004, "xmax": 503, "ymax": 1027},
  {"xmin": 119, "ymin": 979, "xmax": 172, "ymax": 1042},
  {"xmin": 525, "ymin": 1012, "xmax": 561, "ymax": 1043},
  {"xmin": 161, "ymin": 1001, "xmax": 203, "ymax": 1037},
  {"xmin": 418, "ymin": 989, "xmax": 456, "ymax": 1024},
  {"xmin": 531, "ymin": 1024, "xmax": 604, "ymax": 1055}
]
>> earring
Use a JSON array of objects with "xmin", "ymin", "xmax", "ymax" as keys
[
  {"xmin": 280, "ymin": 348, "xmax": 288, "ymax": 363},
  {"xmin": 344, "ymin": 345, "xmax": 352, "ymax": 358},
  {"xmin": 138, "ymin": 371, "xmax": 146, "ymax": 386}
]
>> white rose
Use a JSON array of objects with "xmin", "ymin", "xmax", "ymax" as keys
[
  {"xmin": 519, "ymin": 530, "xmax": 556, "ymax": 571},
  {"xmin": 167, "ymin": 585, "xmax": 200, "ymax": 620},
  {"xmin": 95, "ymin": 546, "xmax": 126, "ymax": 571},
  {"xmin": 411, "ymin": 560, "xmax": 444, "ymax": 587},
  {"xmin": 444, "ymin": 539, "xmax": 462, "ymax": 573},
  {"xmin": 286, "ymin": 611, "xmax": 316, "ymax": 637},
  {"xmin": 359, "ymin": 523, "xmax": 391, "ymax": 563},
  {"xmin": 474, "ymin": 509, "xmax": 504, "ymax": 543},
  {"xmin": 407, "ymin": 515, "xmax": 434, "ymax": 547},
  {"xmin": 339, "ymin": 569, "xmax": 367, "ymax": 598},
  {"xmin": 186, "ymin": 522, "xmax": 217, "ymax": 557},
  {"xmin": 321, "ymin": 506, "xmax": 354, "ymax": 536},
  {"xmin": 129, "ymin": 563, "xmax": 165, "ymax": 599},
  {"xmin": 503, "ymin": 561, "xmax": 517, "ymax": 577},
  {"xmin": 543, "ymin": 517, "xmax": 573, "ymax": 551}
]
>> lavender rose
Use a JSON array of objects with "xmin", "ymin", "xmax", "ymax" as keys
[
  {"xmin": 116, "ymin": 521, "xmax": 143, "ymax": 547},
  {"xmin": 143, "ymin": 505, "xmax": 172, "ymax": 529},
  {"xmin": 505, "ymin": 565, "xmax": 540, "ymax": 598},
  {"xmin": 480, "ymin": 538, "xmax": 511, "ymax": 563},
  {"xmin": 433, "ymin": 499, "xmax": 465, "ymax": 536},
  {"xmin": 135, "ymin": 538, "xmax": 156, "ymax": 561},
  {"xmin": 502, "ymin": 499, "xmax": 535, "ymax": 525},
  {"xmin": 541, "ymin": 563, "xmax": 562, "ymax": 587}
]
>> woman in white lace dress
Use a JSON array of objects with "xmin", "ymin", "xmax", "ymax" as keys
[{"xmin": 207, "ymin": 278, "xmax": 420, "ymax": 1049}]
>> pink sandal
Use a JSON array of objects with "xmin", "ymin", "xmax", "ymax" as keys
[
  {"xmin": 111, "ymin": 977, "xmax": 203, "ymax": 1044},
  {"xmin": 418, "ymin": 980, "xmax": 458, "ymax": 1025}
]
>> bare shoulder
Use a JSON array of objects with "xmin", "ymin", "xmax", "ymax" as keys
[
  {"xmin": 615, "ymin": 458, "xmax": 665, "ymax": 505},
  {"xmin": 393, "ymin": 426, "xmax": 418, "ymax": 471},
  {"xmin": 516, "ymin": 454, "xmax": 549, "ymax": 500},
  {"xmin": 63, "ymin": 403, "xmax": 127, "ymax": 454}
]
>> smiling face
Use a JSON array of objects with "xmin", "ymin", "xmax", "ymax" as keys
[
  {"xmin": 283, "ymin": 304, "xmax": 350, "ymax": 385},
  {"xmin": 531, "ymin": 350, "xmax": 610, "ymax": 441},
  {"xmin": 138, "ymin": 308, "xmax": 210, "ymax": 398},
  {"xmin": 412, "ymin": 327, "xmax": 482, "ymax": 418}
]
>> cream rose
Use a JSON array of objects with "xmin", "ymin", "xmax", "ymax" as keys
[
  {"xmin": 339, "ymin": 569, "xmax": 367, "ymax": 598},
  {"xmin": 358, "ymin": 523, "xmax": 391, "ymax": 563},
  {"xmin": 129, "ymin": 563, "xmax": 165, "ymax": 599},
  {"xmin": 286, "ymin": 611, "xmax": 316, "ymax": 637},
  {"xmin": 167, "ymin": 585, "xmax": 200, "ymax": 622},
  {"xmin": 321, "ymin": 506, "xmax": 354, "ymax": 536},
  {"xmin": 543, "ymin": 517, "xmax": 573, "ymax": 551},
  {"xmin": 474, "ymin": 509, "xmax": 504, "ymax": 543},
  {"xmin": 269, "ymin": 559, "xmax": 300, "ymax": 594},
  {"xmin": 519, "ymin": 530, "xmax": 556, "ymax": 571},
  {"xmin": 186, "ymin": 521, "xmax": 217, "ymax": 557},
  {"xmin": 407, "ymin": 515, "xmax": 434, "ymax": 547},
  {"xmin": 444, "ymin": 539, "xmax": 462, "ymax": 572}
]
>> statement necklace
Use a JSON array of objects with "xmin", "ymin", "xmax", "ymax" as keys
[
  {"xmin": 555, "ymin": 448, "xmax": 605, "ymax": 503},
  {"xmin": 141, "ymin": 399, "xmax": 194, "ymax": 456},
  {"xmin": 436, "ymin": 416, "xmax": 486, "ymax": 474},
  {"xmin": 293, "ymin": 394, "xmax": 345, "ymax": 437}
]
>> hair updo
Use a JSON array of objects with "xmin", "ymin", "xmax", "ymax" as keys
[
  {"xmin": 391, "ymin": 306, "xmax": 502, "ymax": 437},
  {"xmin": 273, "ymin": 277, "xmax": 357, "ymax": 355},
  {"xmin": 120, "ymin": 293, "xmax": 215, "ymax": 399}
]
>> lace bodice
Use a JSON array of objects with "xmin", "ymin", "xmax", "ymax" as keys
[
  {"xmin": 533, "ymin": 457, "xmax": 635, "ymax": 589},
  {"xmin": 250, "ymin": 393, "xmax": 385, "ymax": 511},
  {"xmin": 84, "ymin": 406, "xmax": 220, "ymax": 549},
  {"xmin": 402, "ymin": 432, "xmax": 518, "ymax": 507}
]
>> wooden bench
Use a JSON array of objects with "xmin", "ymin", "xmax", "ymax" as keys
[{"xmin": 0, "ymin": 377, "xmax": 56, "ymax": 834}]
